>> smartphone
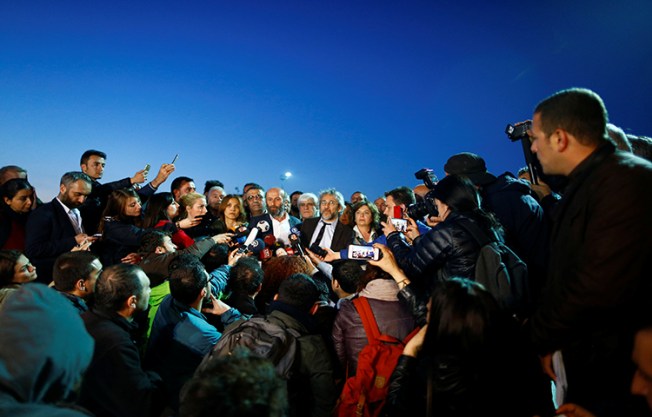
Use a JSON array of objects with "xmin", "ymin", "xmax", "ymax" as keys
[
  {"xmin": 393, "ymin": 206, "xmax": 403, "ymax": 219},
  {"xmin": 391, "ymin": 218, "xmax": 408, "ymax": 232},
  {"xmin": 143, "ymin": 163, "xmax": 151, "ymax": 173},
  {"xmin": 171, "ymin": 154, "xmax": 179, "ymax": 164},
  {"xmin": 92, "ymin": 233, "xmax": 103, "ymax": 238},
  {"xmin": 347, "ymin": 245, "xmax": 381, "ymax": 261}
]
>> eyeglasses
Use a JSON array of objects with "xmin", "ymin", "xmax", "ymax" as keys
[
  {"xmin": 247, "ymin": 195, "xmax": 263, "ymax": 201},
  {"xmin": 320, "ymin": 200, "xmax": 339, "ymax": 207}
]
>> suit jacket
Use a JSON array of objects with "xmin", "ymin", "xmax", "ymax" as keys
[
  {"xmin": 300, "ymin": 217, "xmax": 354, "ymax": 252},
  {"xmin": 249, "ymin": 213, "xmax": 301, "ymax": 243},
  {"xmin": 25, "ymin": 198, "xmax": 78, "ymax": 284}
]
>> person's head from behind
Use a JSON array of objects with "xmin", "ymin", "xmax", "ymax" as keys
[
  {"xmin": 530, "ymin": 87, "xmax": 609, "ymax": 176},
  {"xmin": 259, "ymin": 256, "xmax": 313, "ymax": 309},
  {"xmin": 139, "ymin": 230, "xmax": 176, "ymax": 256},
  {"xmin": 93, "ymin": 264, "xmax": 150, "ymax": 318},
  {"xmin": 219, "ymin": 195, "xmax": 246, "ymax": 224},
  {"xmin": 383, "ymin": 186, "xmax": 416, "ymax": 219},
  {"xmin": 142, "ymin": 192, "xmax": 178, "ymax": 228},
  {"xmin": 631, "ymin": 327, "xmax": 652, "ymax": 410},
  {"xmin": 431, "ymin": 174, "xmax": 481, "ymax": 221},
  {"xmin": 424, "ymin": 278, "xmax": 500, "ymax": 358},
  {"xmin": 169, "ymin": 259, "xmax": 209, "ymax": 306},
  {"xmin": 318, "ymin": 188, "xmax": 345, "ymax": 222},
  {"xmin": 0, "ymin": 165, "xmax": 27, "ymax": 186},
  {"xmin": 331, "ymin": 260, "xmax": 363, "ymax": 298},
  {"xmin": 0, "ymin": 250, "xmax": 37, "ymax": 287},
  {"xmin": 1, "ymin": 178, "xmax": 35, "ymax": 214},
  {"xmin": 201, "ymin": 242, "xmax": 230, "ymax": 272},
  {"xmin": 53, "ymin": 251, "xmax": 102, "ymax": 298},
  {"xmin": 298, "ymin": 192, "xmax": 319, "ymax": 220},
  {"xmin": 276, "ymin": 273, "xmax": 321, "ymax": 313},
  {"xmin": 58, "ymin": 171, "xmax": 93, "ymax": 209},
  {"xmin": 0, "ymin": 284, "xmax": 94, "ymax": 405},
  {"xmin": 179, "ymin": 192, "xmax": 207, "ymax": 221},
  {"xmin": 102, "ymin": 188, "xmax": 142, "ymax": 221},
  {"xmin": 171, "ymin": 176, "xmax": 196, "ymax": 202},
  {"xmin": 179, "ymin": 347, "xmax": 287, "ymax": 417},
  {"xmin": 80, "ymin": 149, "xmax": 107, "ymax": 180},
  {"xmin": 230, "ymin": 257, "xmax": 264, "ymax": 297}
]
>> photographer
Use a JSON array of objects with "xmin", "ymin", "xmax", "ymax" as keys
[{"xmin": 384, "ymin": 175, "xmax": 504, "ymax": 289}]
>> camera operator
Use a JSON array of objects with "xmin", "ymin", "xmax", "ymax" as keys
[{"xmin": 442, "ymin": 152, "xmax": 549, "ymax": 302}]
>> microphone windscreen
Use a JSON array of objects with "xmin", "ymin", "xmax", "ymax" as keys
[
  {"xmin": 248, "ymin": 238, "xmax": 265, "ymax": 253},
  {"xmin": 264, "ymin": 234, "xmax": 277, "ymax": 247}
]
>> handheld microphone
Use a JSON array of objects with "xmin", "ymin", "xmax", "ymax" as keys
[
  {"xmin": 259, "ymin": 247, "xmax": 273, "ymax": 261},
  {"xmin": 256, "ymin": 219, "xmax": 271, "ymax": 233},
  {"xmin": 264, "ymin": 234, "xmax": 277, "ymax": 248},
  {"xmin": 289, "ymin": 233, "xmax": 305, "ymax": 257},
  {"xmin": 275, "ymin": 246, "xmax": 288, "ymax": 257},
  {"xmin": 238, "ymin": 227, "xmax": 259, "ymax": 254},
  {"xmin": 290, "ymin": 226, "xmax": 301, "ymax": 236},
  {"xmin": 247, "ymin": 238, "xmax": 265, "ymax": 254}
]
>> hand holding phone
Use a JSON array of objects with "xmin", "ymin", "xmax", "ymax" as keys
[
  {"xmin": 390, "ymin": 218, "xmax": 408, "ymax": 233},
  {"xmin": 347, "ymin": 245, "xmax": 382, "ymax": 261}
]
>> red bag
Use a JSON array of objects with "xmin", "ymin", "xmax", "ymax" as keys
[{"xmin": 335, "ymin": 297, "xmax": 418, "ymax": 417}]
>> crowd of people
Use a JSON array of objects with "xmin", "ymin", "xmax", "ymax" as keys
[{"xmin": 1, "ymin": 87, "xmax": 652, "ymax": 417}]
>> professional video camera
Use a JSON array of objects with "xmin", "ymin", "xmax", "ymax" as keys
[
  {"xmin": 505, "ymin": 120, "xmax": 541, "ymax": 185},
  {"xmin": 406, "ymin": 168, "xmax": 439, "ymax": 219}
]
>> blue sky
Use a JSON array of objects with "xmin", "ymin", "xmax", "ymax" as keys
[{"xmin": 2, "ymin": 0, "xmax": 651, "ymax": 202}]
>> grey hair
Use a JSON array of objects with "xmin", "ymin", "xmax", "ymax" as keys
[
  {"xmin": 319, "ymin": 188, "xmax": 345, "ymax": 214},
  {"xmin": 60, "ymin": 171, "xmax": 93, "ymax": 187}
]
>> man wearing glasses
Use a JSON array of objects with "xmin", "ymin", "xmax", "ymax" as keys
[
  {"xmin": 300, "ymin": 188, "xmax": 354, "ymax": 253},
  {"xmin": 243, "ymin": 183, "xmax": 267, "ymax": 220}
]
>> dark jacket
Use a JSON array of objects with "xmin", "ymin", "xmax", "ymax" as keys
[
  {"xmin": 25, "ymin": 199, "xmax": 78, "ymax": 284},
  {"xmin": 300, "ymin": 217, "xmax": 355, "ymax": 252},
  {"xmin": 80, "ymin": 308, "xmax": 163, "ymax": 417},
  {"xmin": 529, "ymin": 143, "xmax": 652, "ymax": 413},
  {"xmin": 387, "ymin": 212, "xmax": 486, "ymax": 286},
  {"xmin": 146, "ymin": 295, "xmax": 241, "ymax": 412},
  {"xmin": 480, "ymin": 173, "xmax": 550, "ymax": 297},
  {"xmin": 332, "ymin": 289, "xmax": 415, "ymax": 375},
  {"xmin": 0, "ymin": 284, "xmax": 95, "ymax": 417},
  {"xmin": 100, "ymin": 218, "xmax": 174, "ymax": 267},
  {"xmin": 267, "ymin": 302, "xmax": 338, "ymax": 417},
  {"xmin": 249, "ymin": 212, "xmax": 301, "ymax": 244},
  {"xmin": 80, "ymin": 178, "xmax": 156, "ymax": 235}
]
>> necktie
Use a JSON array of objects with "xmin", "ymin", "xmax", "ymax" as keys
[
  {"xmin": 70, "ymin": 208, "xmax": 84, "ymax": 234},
  {"xmin": 313, "ymin": 221, "xmax": 330, "ymax": 246}
]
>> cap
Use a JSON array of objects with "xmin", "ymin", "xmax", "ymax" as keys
[{"xmin": 443, "ymin": 152, "xmax": 496, "ymax": 186}]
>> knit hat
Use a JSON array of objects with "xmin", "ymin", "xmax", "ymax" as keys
[{"xmin": 443, "ymin": 152, "xmax": 496, "ymax": 186}]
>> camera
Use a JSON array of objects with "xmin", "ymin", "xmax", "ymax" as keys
[
  {"xmin": 505, "ymin": 121, "xmax": 532, "ymax": 142},
  {"xmin": 407, "ymin": 168, "xmax": 439, "ymax": 219}
]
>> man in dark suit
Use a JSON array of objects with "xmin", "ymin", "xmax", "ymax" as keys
[
  {"xmin": 300, "ymin": 188, "xmax": 354, "ymax": 253},
  {"xmin": 249, "ymin": 187, "xmax": 301, "ymax": 248},
  {"xmin": 25, "ymin": 171, "xmax": 95, "ymax": 284}
]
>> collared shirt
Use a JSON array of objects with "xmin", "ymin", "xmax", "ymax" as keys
[
  {"xmin": 56, "ymin": 197, "xmax": 84, "ymax": 234},
  {"xmin": 270, "ymin": 212, "xmax": 292, "ymax": 246},
  {"xmin": 310, "ymin": 218, "xmax": 339, "ymax": 248}
]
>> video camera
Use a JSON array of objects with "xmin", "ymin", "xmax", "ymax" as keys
[
  {"xmin": 505, "ymin": 120, "xmax": 541, "ymax": 185},
  {"xmin": 407, "ymin": 168, "xmax": 439, "ymax": 219}
]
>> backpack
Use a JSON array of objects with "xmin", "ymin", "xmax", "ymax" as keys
[
  {"xmin": 336, "ymin": 297, "xmax": 419, "ymax": 417},
  {"xmin": 196, "ymin": 315, "xmax": 301, "ymax": 379},
  {"xmin": 458, "ymin": 219, "xmax": 532, "ymax": 321}
]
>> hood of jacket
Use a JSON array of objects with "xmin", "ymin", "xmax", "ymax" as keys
[{"xmin": 0, "ymin": 283, "xmax": 94, "ymax": 404}]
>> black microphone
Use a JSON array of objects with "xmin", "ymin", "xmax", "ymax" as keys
[{"xmin": 289, "ymin": 233, "xmax": 305, "ymax": 257}]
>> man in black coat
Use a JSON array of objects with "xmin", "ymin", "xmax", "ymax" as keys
[
  {"xmin": 527, "ymin": 88, "xmax": 652, "ymax": 417},
  {"xmin": 79, "ymin": 264, "xmax": 163, "ymax": 417},
  {"xmin": 300, "ymin": 188, "xmax": 354, "ymax": 253},
  {"xmin": 249, "ymin": 187, "xmax": 301, "ymax": 248},
  {"xmin": 25, "ymin": 171, "xmax": 94, "ymax": 284}
]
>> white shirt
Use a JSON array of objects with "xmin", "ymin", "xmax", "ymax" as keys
[{"xmin": 270, "ymin": 213, "xmax": 292, "ymax": 246}]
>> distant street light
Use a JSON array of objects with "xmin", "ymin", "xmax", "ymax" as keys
[{"xmin": 280, "ymin": 171, "xmax": 293, "ymax": 181}]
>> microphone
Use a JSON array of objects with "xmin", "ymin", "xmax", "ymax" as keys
[
  {"xmin": 256, "ymin": 219, "xmax": 271, "ymax": 233},
  {"xmin": 289, "ymin": 233, "xmax": 305, "ymax": 257},
  {"xmin": 238, "ymin": 227, "xmax": 259, "ymax": 254},
  {"xmin": 290, "ymin": 226, "xmax": 301, "ymax": 236},
  {"xmin": 275, "ymin": 246, "xmax": 288, "ymax": 257},
  {"xmin": 264, "ymin": 234, "xmax": 277, "ymax": 248},
  {"xmin": 247, "ymin": 238, "xmax": 265, "ymax": 254},
  {"xmin": 233, "ymin": 225, "xmax": 249, "ymax": 245}
]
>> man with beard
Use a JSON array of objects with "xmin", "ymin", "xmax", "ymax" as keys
[
  {"xmin": 300, "ymin": 188, "xmax": 354, "ymax": 253},
  {"xmin": 25, "ymin": 171, "xmax": 96, "ymax": 284},
  {"xmin": 249, "ymin": 187, "xmax": 300, "ymax": 247}
]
